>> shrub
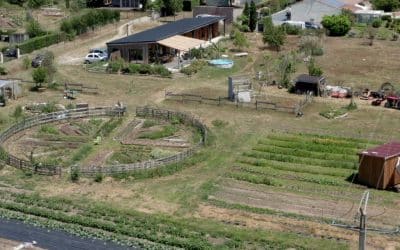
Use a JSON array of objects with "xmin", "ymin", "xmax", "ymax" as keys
[
  {"xmin": 94, "ymin": 173, "xmax": 103, "ymax": 182},
  {"xmin": 381, "ymin": 15, "xmax": 392, "ymax": 22},
  {"xmin": 70, "ymin": 167, "xmax": 80, "ymax": 182},
  {"xmin": 26, "ymin": 20, "xmax": 45, "ymax": 37},
  {"xmin": 12, "ymin": 105, "xmax": 24, "ymax": 120},
  {"xmin": 22, "ymin": 57, "xmax": 30, "ymax": 69},
  {"xmin": 180, "ymin": 60, "xmax": 207, "ymax": 75},
  {"xmin": 32, "ymin": 67, "xmax": 47, "ymax": 87},
  {"xmin": 0, "ymin": 66, "xmax": 7, "ymax": 75},
  {"xmin": 138, "ymin": 64, "xmax": 153, "ymax": 74},
  {"xmin": 212, "ymin": 119, "xmax": 228, "ymax": 128},
  {"xmin": 283, "ymin": 24, "xmax": 301, "ymax": 35},
  {"xmin": 125, "ymin": 63, "xmax": 140, "ymax": 74},
  {"xmin": 321, "ymin": 14, "xmax": 351, "ymax": 36},
  {"xmin": 107, "ymin": 59, "xmax": 125, "ymax": 73},
  {"xmin": 371, "ymin": 18, "xmax": 382, "ymax": 28},
  {"xmin": 61, "ymin": 9, "xmax": 120, "ymax": 36},
  {"xmin": 152, "ymin": 64, "xmax": 171, "ymax": 77},
  {"xmin": 18, "ymin": 32, "xmax": 66, "ymax": 54},
  {"xmin": 40, "ymin": 102, "xmax": 57, "ymax": 113},
  {"xmin": 27, "ymin": 0, "xmax": 48, "ymax": 8},
  {"xmin": 39, "ymin": 124, "xmax": 59, "ymax": 135},
  {"xmin": 372, "ymin": 0, "xmax": 399, "ymax": 12}
]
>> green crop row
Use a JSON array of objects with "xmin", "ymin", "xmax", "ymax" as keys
[
  {"xmin": 268, "ymin": 132, "xmax": 380, "ymax": 145},
  {"xmin": 0, "ymin": 191, "xmax": 349, "ymax": 249},
  {"xmin": 244, "ymin": 151, "xmax": 357, "ymax": 170},
  {"xmin": 95, "ymin": 118, "xmax": 123, "ymax": 138},
  {"xmin": 253, "ymin": 144, "xmax": 358, "ymax": 162},
  {"xmin": 237, "ymin": 156, "xmax": 353, "ymax": 177},
  {"xmin": 234, "ymin": 164, "xmax": 347, "ymax": 187},
  {"xmin": 227, "ymin": 170, "xmax": 283, "ymax": 187},
  {"xmin": 258, "ymin": 139, "xmax": 360, "ymax": 155}
]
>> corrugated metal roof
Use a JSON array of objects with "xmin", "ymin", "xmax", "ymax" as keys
[
  {"xmin": 107, "ymin": 17, "xmax": 224, "ymax": 45},
  {"xmin": 360, "ymin": 142, "xmax": 400, "ymax": 160}
]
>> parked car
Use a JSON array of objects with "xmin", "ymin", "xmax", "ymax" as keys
[
  {"xmin": 89, "ymin": 48, "xmax": 108, "ymax": 58},
  {"xmin": 305, "ymin": 21, "xmax": 320, "ymax": 29},
  {"xmin": 84, "ymin": 52, "xmax": 106, "ymax": 64},
  {"xmin": 31, "ymin": 54, "xmax": 45, "ymax": 68},
  {"xmin": 4, "ymin": 48, "xmax": 17, "ymax": 57}
]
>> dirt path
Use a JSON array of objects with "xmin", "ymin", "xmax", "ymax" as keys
[
  {"xmin": 196, "ymin": 204, "xmax": 400, "ymax": 250},
  {"xmin": 214, "ymin": 181, "xmax": 400, "ymax": 228},
  {"xmin": 0, "ymin": 237, "xmax": 43, "ymax": 250},
  {"xmin": 57, "ymin": 20, "xmax": 160, "ymax": 66}
]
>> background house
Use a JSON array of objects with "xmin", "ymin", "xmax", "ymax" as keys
[{"xmin": 107, "ymin": 16, "xmax": 226, "ymax": 64}]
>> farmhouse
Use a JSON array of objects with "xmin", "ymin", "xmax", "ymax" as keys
[
  {"xmin": 294, "ymin": 74, "xmax": 326, "ymax": 96},
  {"xmin": 107, "ymin": 16, "xmax": 226, "ymax": 64},
  {"xmin": 358, "ymin": 142, "xmax": 400, "ymax": 189}
]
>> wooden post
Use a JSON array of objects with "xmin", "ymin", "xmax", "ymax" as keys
[{"xmin": 255, "ymin": 100, "xmax": 258, "ymax": 110}]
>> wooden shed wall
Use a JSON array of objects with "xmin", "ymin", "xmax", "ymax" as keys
[
  {"xmin": 359, "ymin": 155, "xmax": 400, "ymax": 189},
  {"xmin": 358, "ymin": 155, "xmax": 386, "ymax": 189}
]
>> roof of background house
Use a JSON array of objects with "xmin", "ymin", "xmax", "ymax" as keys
[
  {"xmin": 107, "ymin": 16, "xmax": 224, "ymax": 45},
  {"xmin": 317, "ymin": 0, "xmax": 345, "ymax": 9},
  {"xmin": 296, "ymin": 74, "xmax": 325, "ymax": 84},
  {"xmin": 359, "ymin": 142, "xmax": 400, "ymax": 160}
]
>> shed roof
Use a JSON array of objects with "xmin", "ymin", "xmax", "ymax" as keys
[
  {"xmin": 359, "ymin": 142, "xmax": 400, "ymax": 160},
  {"xmin": 107, "ymin": 16, "xmax": 224, "ymax": 45},
  {"xmin": 296, "ymin": 74, "xmax": 325, "ymax": 84}
]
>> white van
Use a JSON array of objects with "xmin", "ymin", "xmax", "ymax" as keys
[{"xmin": 281, "ymin": 21, "xmax": 306, "ymax": 29}]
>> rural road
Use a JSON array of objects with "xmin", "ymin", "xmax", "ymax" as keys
[{"xmin": 0, "ymin": 218, "xmax": 137, "ymax": 250}]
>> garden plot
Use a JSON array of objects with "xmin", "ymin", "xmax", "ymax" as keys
[
  {"xmin": 212, "ymin": 132, "xmax": 400, "ymax": 229},
  {"xmin": 3, "ymin": 118, "xmax": 110, "ymax": 165},
  {"xmin": 119, "ymin": 118, "xmax": 195, "ymax": 148}
]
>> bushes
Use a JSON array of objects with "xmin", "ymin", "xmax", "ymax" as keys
[
  {"xmin": 282, "ymin": 24, "xmax": 301, "ymax": 35},
  {"xmin": 32, "ymin": 67, "xmax": 47, "ymax": 87},
  {"xmin": 372, "ymin": 18, "xmax": 382, "ymax": 28},
  {"xmin": 18, "ymin": 32, "xmax": 66, "ymax": 54},
  {"xmin": 180, "ymin": 60, "xmax": 207, "ymax": 75},
  {"xmin": 0, "ymin": 66, "xmax": 7, "ymax": 75},
  {"xmin": 107, "ymin": 60, "xmax": 171, "ymax": 77},
  {"xmin": 321, "ymin": 14, "xmax": 351, "ymax": 36},
  {"xmin": 61, "ymin": 9, "xmax": 120, "ymax": 36}
]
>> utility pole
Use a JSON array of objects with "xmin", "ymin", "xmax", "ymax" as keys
[{"xmin": 359, "ymin": 207, "xmax": 367, "ymax": 250}]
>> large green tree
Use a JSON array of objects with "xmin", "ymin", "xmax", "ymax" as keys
[
  {"xmin": 321, "ymin": 14, "xmax": 351, "ymax": 36},
  {"xmin": 262, "ymin": 17, "xmax": 286, "ymax": 51},
  {"xmin": 161, "ymin": 0, "xmax": 183, "ymax": 16},
  {"xmin": 242, "ymin": 2, "xmax": 250, "ymax": 27},
  {"xmin": 372, "ymin": 0, "xmax": 399, "ymax": 11},
  {"xmin": 249, "ymin": 0, "xmax": 257, "ymax": 32},
  {"xmin": 231, "ymin": 29, "xmax": 249, "ymax": 51}
]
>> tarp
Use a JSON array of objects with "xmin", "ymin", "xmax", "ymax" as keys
[{"xmin": 157, "ymin": 35, "xmax": 206, "ymax": 52}]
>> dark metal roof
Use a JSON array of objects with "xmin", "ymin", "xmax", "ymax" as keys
[
  {"xmin": 359, "ymin": 142, "xmax": 400, "ymax": 160},
  {"xmin": 107, "ymin": 16, "xmax": 224, "ymax": 45},
  {"xmin": 296, "ymin": 74, "xmax": 325, "ymax": 84}
]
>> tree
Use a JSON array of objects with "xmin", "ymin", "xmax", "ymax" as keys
[
  {"xmin": 372, "ymin": 0, "xmax": 399, "ymax": 11},
  {"xmin": 307, "ymin": 57, "xmax": 323, "ymax": 76},
  {"xmin": 262, "ymin": 17, "xmax": 286, "ymax": 51},
  {"xmin": 242, "ymin": 2, "xmax": 250, "ymax": 27},
  {"xmin": 231, "ymin": 29, "xmax": 249, "ymax": 51},
  {"xmin": 162, "ymin": 0, "xmax": 183, "ymax": 16},
  {"xmin": 249, "ymin": 0, "xmax": 257, "ymax": 32},
  {"xmin": 66, "ymin": 0, "xmax": 70, "ymax": 8},
  {"xmin": 321, "ymin": 14, "xmax": 351, "ymax": 36},
  {"xmin": 277, "ymin": 52, "xmax": 297, "ymax": 88},
  {"xmin": 32, "ymin": 67, "xmax": 47, "ymax": 88},
  {"xmin": 27, "ymin": 0, "xmax": 47, "ymax": 8},
  {"xmin": 26, "ymin": 20, "xmax": 45, "ymax": 38},
  {"xmin": 12, "ymin": 105, "xmax": 24, "ymax": 121}
]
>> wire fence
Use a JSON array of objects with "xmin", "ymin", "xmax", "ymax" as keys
[
  {"xmin": 164, "ymin": 91, "xmax": 313, "ymax": 115},
  {"xmin": 75, "ymin": 106, "xmax": 208, "ymax": 176}
]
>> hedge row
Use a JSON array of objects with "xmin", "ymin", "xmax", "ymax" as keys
[
  {"xmin": 107, "ymin": 60, "xmax": 171, "ymax": 77},
  {"xmin": 61, "ymin": 9, "xmax": 120, "ymax": 36},
  {"xmin": 18, "ymin": 32, "xmax": 66, "ymax": 54}
]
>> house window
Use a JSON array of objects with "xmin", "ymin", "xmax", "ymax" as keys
[{"xmin": 129, "ymin": 48, "xmax": 143, "ymax": 62}]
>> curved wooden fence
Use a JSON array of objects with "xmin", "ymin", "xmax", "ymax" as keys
[
  {"xmin": 74, "ymin": 106, "xmax": 208, "ymax": 176},
  {"xmin": 0, "ymin": 106, "xmax": 126, "ymax": 175}
]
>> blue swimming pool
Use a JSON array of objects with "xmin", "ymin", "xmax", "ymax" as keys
[{"xmin": 209, "ymin": 59, "xmax": 234, "ymax": 69}]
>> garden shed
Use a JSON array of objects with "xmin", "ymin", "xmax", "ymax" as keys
[
  {"xmin": 358, "ymin": 142, "xmax": 400, "ymax": 189},
  {"xmin": 294, "ymin": 74, "xmax": 326, "ymax": 96}
]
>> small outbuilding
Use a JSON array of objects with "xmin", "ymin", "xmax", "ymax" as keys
[
  {"xmin": 294, "ymin": 74, "xmax": 326, "ymax": 96},
  {"xmin": 358, "ymin": 142, "xmax": 400, "ymax": 189}
]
